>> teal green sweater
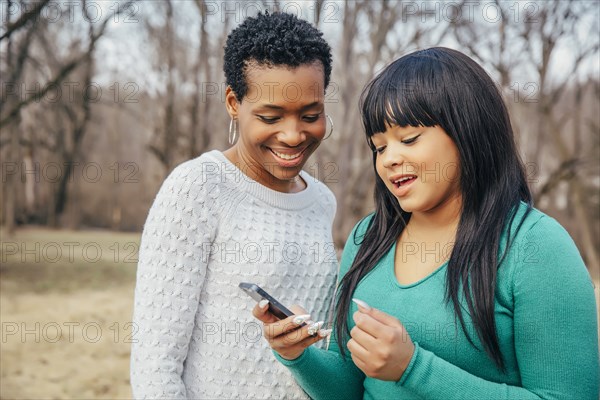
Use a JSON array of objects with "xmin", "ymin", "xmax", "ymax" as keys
[{"xmin": 276, "ymin": 203, "xmax": 599, "ymax": 399}]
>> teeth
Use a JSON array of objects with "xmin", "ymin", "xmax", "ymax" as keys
[
  {"xmin": 272, "ymin": 149, "xmax": 302, "ymax": 160},
  {"xmin": 394, "ymin": 176, "xmax": 415, "ymax": 184}
]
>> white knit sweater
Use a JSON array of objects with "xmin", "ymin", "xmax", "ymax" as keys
[{"xmin": 130, "ymin": 150, "xmax": 338, "ymax": 399}]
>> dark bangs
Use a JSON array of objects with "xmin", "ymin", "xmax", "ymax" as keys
[{"xmin": 360, "ymin": 50, "xmax": 444, "ymax": 148}]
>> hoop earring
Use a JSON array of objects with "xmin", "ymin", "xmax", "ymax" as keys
[
  {"xmin": 323, "ymin": 114, "xmax": 334, "ymax": 140},
  {"xmin": 228, "ymin": 118, "xmax": 238, "ymax": 145}
]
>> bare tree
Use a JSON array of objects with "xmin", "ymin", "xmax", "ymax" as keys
[
  {"xmin": 330, "ymin": 0, "xmax": 446, "ymax": 245},
  {"xmin": 188, "ymin": 0, "xmax": 212, "ymax": 159},
  {"xmin": 1, "ymin": 0, "xmax": 135, "ymax": 231},
  {"xmin": 520, "ymin": 0, "xmax": 599, "ymax": 274},
  {"xmin": 451, "ymin": 0, "xmax": 599, "ymax": 274},
  {"xmin": 146, "ymin": 0, "xmax": 189, "ymax": 173},
  {"xmin": 0, "ymin": 0, "xmax": 51, "ymax": 41}
]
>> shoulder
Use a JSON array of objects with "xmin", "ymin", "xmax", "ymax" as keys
[
  {"xmin": 167, "ymin": 151, "xmax": 224, "ymax": 186},
  {"xmin": 349, "ymin": 213, "xmax": 375, "ymax": 245},
  {"xmin": 339, "ymin": 213, "xmax": 375, "ymax": 272},
  {"xmin": 505, "ymin": 203, "xmax": 592, "ymax": 294},
  {"xmin": 508, "ymin": 203, "xmax": 581, "ymax": 262},
  {"xmin": 153, "ymin": 152, "xmax": 226, "ymax": 208}
]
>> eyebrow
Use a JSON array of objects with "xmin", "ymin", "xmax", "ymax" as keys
[{"xmin": 255, "ymin": 102, "xmax": 322, "ymax": 111}]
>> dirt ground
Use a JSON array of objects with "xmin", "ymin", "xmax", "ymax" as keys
[{"xmin": 1, "ymin": 228, "xmax": 138, "ymax": 399}]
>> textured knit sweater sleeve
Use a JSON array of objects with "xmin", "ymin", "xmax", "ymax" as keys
[
  {"xmin": 275, "ymin": 217, "xmax": 373, "ymax": 400},
  {"xmin": 130, "ymin": 162, "xmax": 218, "ymax": 399},
  {"xmin": 395, "ymin": 215, "xmax": 599, "ymax": 399}
]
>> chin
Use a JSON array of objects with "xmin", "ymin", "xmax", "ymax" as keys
[
  {"xmin": 396, "ymin": 198, "xmax": 421, "ymax": 213},
  {"xmin": 277, "ymin": 167, "xmax": 304, "ymax": 180}
]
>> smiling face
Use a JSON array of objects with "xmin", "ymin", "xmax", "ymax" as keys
[
  {"xmin": 371, "ymin": 125, "xmax": 462, "ymax": 215},
  {"xmin": 224, "ymin": 62, "xmax": 326, "ymax": 193}
]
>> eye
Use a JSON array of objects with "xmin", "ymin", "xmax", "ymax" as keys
[
  {"xmin": 374, "ymin": 146, "xmax": 386, "ymax": 154},
  {"xmin": 303, "ymin": 114, "xmax": 321, "ymax": 122},
  {"xmin": 401, "ymin": 134, "xmax": 421, "ymax": 145},
  {"xmin": 257, "ymin": 115, "xmax": 280, "ymax": 124}
]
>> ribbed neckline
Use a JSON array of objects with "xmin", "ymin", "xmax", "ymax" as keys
[{"xmin": 205, "ymin": 150, "xmax": 320, "ymax": 210}]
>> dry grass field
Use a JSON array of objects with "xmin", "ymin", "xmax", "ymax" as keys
[{"xmin": 1, "ymin": 227, "xmax": 139, "ymax": 399}]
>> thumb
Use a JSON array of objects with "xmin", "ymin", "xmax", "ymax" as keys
[
  {"xmin": 352, "ymin": 298, "xmax": 401, "ymax": 327},
  {"xmin": 252, "ymin": 299, "xmax": 280, "ymax": 324}
]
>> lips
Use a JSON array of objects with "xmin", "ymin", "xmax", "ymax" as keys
[
  {"xmin": 269, "ymin": 148, "xmax": 304, "ymax": 160},
  {"xmin": 267, "ymin": 146, "xmax": 309, "ymax": 167},
  {"xmin": 390, "ymin": 174, "xmax": 417, "ymax": 188},
  {"xmin": 387, "ymin": 173, "xmax": 418, "ymax": 198}
]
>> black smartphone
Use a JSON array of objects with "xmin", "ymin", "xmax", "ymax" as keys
[{"xmin": 239, "ymin": 282, "xmax": 295, "ymax": 320}]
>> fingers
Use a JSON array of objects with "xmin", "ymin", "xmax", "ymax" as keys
[
  {"xmin": 349, "ymin": 323, "xmax": 385, "ymax": 375},
  {"xmin": 352, "ymin": 310, "xmax": 389, "ymax": 339},
  {"xmin": 350, "ymin": 352, "xmax": 368, "ymax": 374},
  {"xmin": 263, "ymin": 314, "xmax": 313, "ymax": 341},
  {"xmin": 347, "ymin": 337, "xmax": 370, "ymax": 367},
  {"xmin": 251, "ymin": 301, "xmax": 332, "ymax": 361},
  {"xmin": 266, "ymin": 316, "xmax": 328, "ymax": 341},
  {"xmin": 274, "ymin": 330, "xmax": 324, "ymax": 361},
  {"xmin": 267, "ymin": 319, "xmax": 330, "ymax": 360},
  {"xmin": 269, "ymin": 322, "xmax": 323, "ymax": 347},
  {"xmin": 350, "ymin": 322, "xmax": 377, "ymax": 349},
  {"xmin": 353, "ymin": 298, "xmax": 401, "ymax": 327}
]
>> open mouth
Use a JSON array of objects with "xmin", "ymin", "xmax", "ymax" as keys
[
  {"xmin": 392, "ymin": 175, "xmax": 417, "ymax": 188},
  {"xmin": 266, "ymin": 147, "xmax": 309, "ymax": 166},
  {"xmin": 269, "ymin": 148, "xmax": 304, "ymax": 160}
]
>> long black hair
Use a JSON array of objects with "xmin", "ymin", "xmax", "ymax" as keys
[{"xmin": 334, "ymin": 47, "xmax": 532, "ymax": 371}]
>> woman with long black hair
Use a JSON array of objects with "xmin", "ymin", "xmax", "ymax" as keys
[{"xmin": 253, "ymin": 47, "xmax": 599, "ymax": 399}]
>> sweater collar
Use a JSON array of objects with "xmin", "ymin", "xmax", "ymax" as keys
[{"xmin": 205, "ymin": 150, "xmax": 320, "ymax": 210}]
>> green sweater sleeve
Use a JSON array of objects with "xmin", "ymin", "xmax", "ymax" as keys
[
  {"xmin": 397, "ymin": 216, "xmax": 599, "ymax": 399},
  {"xmin": 275, "ymin": 345, "xmax": 364, "ymax": 400},
  {"xmin": 274, "ymin": 217, "xmax": 373, "ymax": 400}
]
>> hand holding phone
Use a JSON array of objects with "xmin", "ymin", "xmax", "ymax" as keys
[
  {"xmin": 244, "ymin": 282, "xmax": 331, "ymax": 361},
  {"xmin": 238, "ymin": 282, "xmax": 296, "ymax": 320}
]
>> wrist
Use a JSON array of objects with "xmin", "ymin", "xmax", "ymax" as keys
[
  {"xmin": 278, "ymin": 348, "xmax": 305, "ymax": 361},
  {"xmin": 396, "ymin": 342, "xmax": 420, "ymax": 386},
  {"xmin": 273, "ymin": 347, "xmax": 312, "ymax": 367},
  {"xmin": 401, "ymin": 342, "xmax": 415, "ymax": 372}
]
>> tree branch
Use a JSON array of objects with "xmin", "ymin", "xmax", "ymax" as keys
[{"xmin": 0, "ymin": 0, "xmax": 51, "ymax": 42}]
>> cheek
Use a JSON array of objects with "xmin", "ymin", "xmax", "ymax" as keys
[
  {"xmin": 308, "ymin": 118, "xmax": 327, "ymax": 140},
  {"xmin": 237, "ymin": 114, "xmax": 253, "ymax": 136},
  {"xmin": 375, "ymin": 157, "xmax": 389, "ymax": 186},
  {"xmin": 439, "ymin": 147, "xmax": 461, "ymax": 185},
  {"xmin": 443, "ymin": 162, "xmax": 460, "ymax": 185},
  {"xmin": 375, "ymin": 156, "xmax": 384, "ymax": 177},
  {"xmin": 240, "ymin": 120, "xmax": 271, "ymax": 144}
]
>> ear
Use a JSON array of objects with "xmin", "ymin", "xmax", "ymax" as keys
[{"xmin": 225, "ymin": 86, "xmax": 239, "ymax": 119}]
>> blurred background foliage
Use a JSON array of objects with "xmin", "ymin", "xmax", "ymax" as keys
[
  {"xmin": 1, "ymin": 1, "xmax": 598, "ymax": 266},
  {"xmin": 2, "ymin": 1, "xmax": 599, "ymax": 263}
]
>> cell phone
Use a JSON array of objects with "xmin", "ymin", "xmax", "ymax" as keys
[{"xmin": 239, "ymin": 282, "xmax": 295, "ymax": 320}]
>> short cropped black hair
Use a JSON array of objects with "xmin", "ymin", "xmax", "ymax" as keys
[{"xmin": 223, "ymin": 11, "xmax": 332, "ymax": 101}]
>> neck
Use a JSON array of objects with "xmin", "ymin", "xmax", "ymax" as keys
[
  {"xmin": 405, "ymin": 193, "xmax": 462, "ymax": 236},
  {"xmin": 223, "ymin": 146, "xmax": 305, "ymax": 193}
]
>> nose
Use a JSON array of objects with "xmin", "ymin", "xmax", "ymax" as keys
[
  {"xmin": 278, "ymin": 119, "xmax": 306, "ymax": 147},
  {"xmin": 381, "ymin": 143, "xmax": 404, "ymax": 169}
]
